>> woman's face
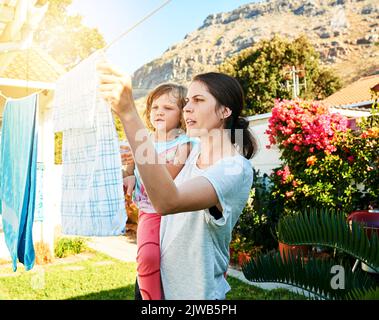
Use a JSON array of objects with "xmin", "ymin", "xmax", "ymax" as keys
[
  {"xmin": 183, "ymin": 81, "xmax": 223, "ymax": 137},
  {"xmin": 149, "ymin": 92, "xmax": 181, "ymax": 133}
]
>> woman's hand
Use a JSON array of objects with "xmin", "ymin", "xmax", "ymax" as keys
[{"xmin": 97, "ymin": 62, "xmax": 135, "ymax": 118}]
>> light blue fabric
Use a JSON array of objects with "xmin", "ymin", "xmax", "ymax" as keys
[
  {"xmin": 54, "ymin": 52, "xmax": 126, "ymax": 236},
  {"xmin": 0, "ymin": 94, "xmax": 38, "ymax": 271},
  {"xmin": 34, "ymin": 162, "xmax": 45, "ymax": 222},
  {"xmin": 60, "ymin": 100, "xmax": 126, "ymax": 236}
]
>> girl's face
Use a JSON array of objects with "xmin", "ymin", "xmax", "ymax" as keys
[
  {"xmin": 150, "ymin": 92, "xmax": 182, "ymax": 133},
  {"xmin": 183, "ymin": 81, "xmax": 224, "ymax": 137}
]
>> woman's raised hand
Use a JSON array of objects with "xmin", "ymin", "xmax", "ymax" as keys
[{"xmin": 97, "ymin": 62, "xmax": 135, "ymax": 117}]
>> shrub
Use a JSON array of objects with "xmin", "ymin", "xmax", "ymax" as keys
[
  {"xmin": 219, "ymin": 35, "xmax": 342, "ymax": 115},
  {"xmin": 231, "ymin": 169, "xmax": 281, "ymax": 257},
  {"xmin": 35, "ymin": 241, "xmax": 54, "ymax": 265},
  {"xmin": 54, "ymin": 237, "xmax": 89, "ymax": 258},
  {"xmin": 266, "ymin": 98, "xmax": 378, "ymax": 216}
]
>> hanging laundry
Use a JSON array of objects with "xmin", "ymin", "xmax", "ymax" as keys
[
  {"xmin": 52, "ymin": 51, "xmax": 101, "ymax": 132},
  {"xmin": 0, "ymin": 94, "xmax": 38, "ymax": 271},
  {"xmin": 53, "ymin": 52, "xmax": 127, "ymax": 236},
  {"xmin": 34, "ymin": 162, "xmax": 45, "ymax": 222}
]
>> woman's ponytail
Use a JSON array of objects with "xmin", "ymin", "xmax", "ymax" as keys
[{"xmin": 230, "ymin": 117, "xmax": 257, "ymax": 159}]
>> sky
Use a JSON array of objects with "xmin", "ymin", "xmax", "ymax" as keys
[{"xmin": 68, "ymin": 0, "xmax": 258, "ymax": 75}]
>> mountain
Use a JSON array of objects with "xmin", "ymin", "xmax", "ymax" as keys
[{"xmin": 132, "ymin": 0, "xmax": 379, "ymax": 99}]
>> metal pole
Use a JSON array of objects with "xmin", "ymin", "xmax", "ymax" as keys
[{"xmin": 292, "ymin": 66, "xmax": 297, "ymax": 99}]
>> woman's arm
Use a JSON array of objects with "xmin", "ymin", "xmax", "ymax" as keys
[{"xmin": 98, "ymin": 63, "xmax": 220, "ymax": 214}]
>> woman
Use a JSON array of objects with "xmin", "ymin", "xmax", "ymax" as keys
[{"xmin": 98, "ymin": 65, "xmax": 256, "ymax": 300}]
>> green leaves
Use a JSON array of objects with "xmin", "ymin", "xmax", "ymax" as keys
[
  {"xmin": 242, "ymin": 252, "xmax": 376, "ymax": 300},
  {"xmin": 219, "ymin": 35, "xmax": 342, "ymax": 116},
  {"xmin": 243, "ymin": 209, "xmax": 379, "ymax": 300},
  {"xmin": 34, "ymin": 0, "xmax": 106, "ymax": 70},
  {"xmin": 278, "ymin": 209, "xmax": 379, "ymax": 271}
]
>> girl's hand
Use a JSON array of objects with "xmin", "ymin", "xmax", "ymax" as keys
[
  {"xmin": 123, "ymin": 175, "xmax": 136, "ymax": 196},
  {"xmin": 120, "ymin": 145, "xmax": 134, "ymax": 166},
  {"xmin": 97, "ymin": 62, "xmax": 135, "ymax": 117}
]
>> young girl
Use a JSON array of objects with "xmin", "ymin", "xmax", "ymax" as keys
[
  {"xmin": 99, "ymin": 65, "xmax": 256, "ymax": 299},
  {"xmin": 122, "ymin": 83, "xmax": 194, "ymax": 300}
]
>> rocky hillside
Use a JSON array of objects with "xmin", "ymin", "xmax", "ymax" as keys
[{"xmin": 132, "ymin": 0, "xmax": 379, "ymax": 99}]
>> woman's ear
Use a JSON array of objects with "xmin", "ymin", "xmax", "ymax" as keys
[{"xmin": 221, "ymin": 106, "xmax": 232, "ymax": 120}]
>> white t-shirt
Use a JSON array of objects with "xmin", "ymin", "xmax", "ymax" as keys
[{"xmin": 160, "ymin": 144, "xmax": 254, "ymax": 300}]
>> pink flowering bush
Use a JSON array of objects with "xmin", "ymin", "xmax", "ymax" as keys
[
  {"xmin": 266, "ymin": 99, "xmax": 348, "ymax": 163},
  {"xmin": 266, "ymin": 99, "xmax": 377, "ymax": 216}
]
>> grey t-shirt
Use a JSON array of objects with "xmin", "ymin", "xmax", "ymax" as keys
[{"xmin": 160, "ymin": 144, "xmax": 254, "ymax": 300}]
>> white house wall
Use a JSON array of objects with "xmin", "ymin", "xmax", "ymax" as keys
[
  {"xmin": 32, "ymin": 91, "xmax": 61, "ymax": 257},
  {"xmin": 249, "ymin": 118, "xmax": 282, "ymax": 176}
]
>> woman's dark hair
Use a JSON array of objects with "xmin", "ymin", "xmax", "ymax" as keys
[{"xmin": 192, "ymin": 72, "xmax": 257, "ymax": 159}]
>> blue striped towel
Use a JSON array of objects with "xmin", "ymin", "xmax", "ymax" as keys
[
  {"xmin": 53, "ymin": 52, "xmax": 127, "ymax": 236},
  {"xmin": 0, "ymin": 94, "xmax": 38, "ymax": 271}
]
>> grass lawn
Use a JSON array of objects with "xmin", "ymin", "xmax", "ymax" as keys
[{"xmin": 0, "ymin": 251, "xmax": 304, "ymax": 300}]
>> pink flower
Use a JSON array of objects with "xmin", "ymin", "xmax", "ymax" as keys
[
  {"xmin": 276, "ymin": 166, "xmax": 293, "ymax": 184},
  {"xmin": 266, "ymin": 99, "xmax": 348, "ymax": 154},
  {"xmin": 285, "ymin": 191, "xmax": 294, "ymax": 198}
]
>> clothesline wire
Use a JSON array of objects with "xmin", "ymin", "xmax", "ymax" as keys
[
  {"xmin": 0, "ymin": 0, "xmax": 172, "ymax": 102},
  {"xmin": 103, "ymin": 0, "xmax": 172, "ymax": 52}
]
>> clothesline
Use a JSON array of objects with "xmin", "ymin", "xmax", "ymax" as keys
[
  {"xmin": 63, "ymin": 0, "xmax": 173, "ymax": 68},
  {"xmin": 104, "ymin": 0, "xmax": 172, "ymax": 52},
  {"xmin": 0, "ymin": 0, "xmax": 173, "ymax": 102}
]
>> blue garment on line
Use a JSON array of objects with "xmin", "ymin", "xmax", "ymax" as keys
[{"xmin": 0, "ymin": 94, "xmax": 38, "ymax": 271}]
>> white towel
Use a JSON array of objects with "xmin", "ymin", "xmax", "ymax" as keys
[
  {"xmin": 53, "ymin": 51, "xmax": 102, "ymax": 131},
  {"xmin": 53, "ymin": 52, "xmax": 127, "ymax": 236}
]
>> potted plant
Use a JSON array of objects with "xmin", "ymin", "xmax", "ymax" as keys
[{"xmin": 242, "ymin": 208, "xmax": 379, "ymax": 300}]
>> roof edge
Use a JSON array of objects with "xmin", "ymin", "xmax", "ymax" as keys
[
  {"xmin": 0, "ymin": 77, "xmax": 55, "ymax": 90},
  {"xmin": 332, "ymin": 100, "xmax": 375, "ymax": 110},
  {"xmin": 245, "ymin": 112, "xmax": 272, "ymax": 122}
]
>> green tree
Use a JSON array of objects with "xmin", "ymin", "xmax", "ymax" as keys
[
  {"xmin": 219, "ymin": 35, "xmax": 342, "ymax": 116},
  {"xmin": 34, "ymin": 0, "xmax": 106, "ymax": 70},
  {"xmin": 37, "ymin": 1, "xmax": 107, "ymax": 164}
]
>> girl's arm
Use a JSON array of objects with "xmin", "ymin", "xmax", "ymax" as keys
[
  {"xmin": 123, "ymin": 163, "xmax": 135, "ymax": 178},
  {"xmin": 98, "ymin": 63, "xmax": 220, "ymax": 214},
  {"xmin": 164, "ymin": 142, "xmax": 192, "ymax": 179}
]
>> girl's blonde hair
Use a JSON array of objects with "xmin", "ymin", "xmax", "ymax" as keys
[{"xmin": 143, "ymin": 83, "xmax": 187, "ymax": 132}]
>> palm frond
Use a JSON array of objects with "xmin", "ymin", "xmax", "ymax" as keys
[
  {"xmin": 347, "ymin": 286, "xmax": 379, "ymax": 300},
  {"xmin": 277, "ymin": 209, "xmax": 379, "ymax": 272},
  {"xmin": 242, "ymin": 252, "xmax": 376, "ymax": 300}
]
